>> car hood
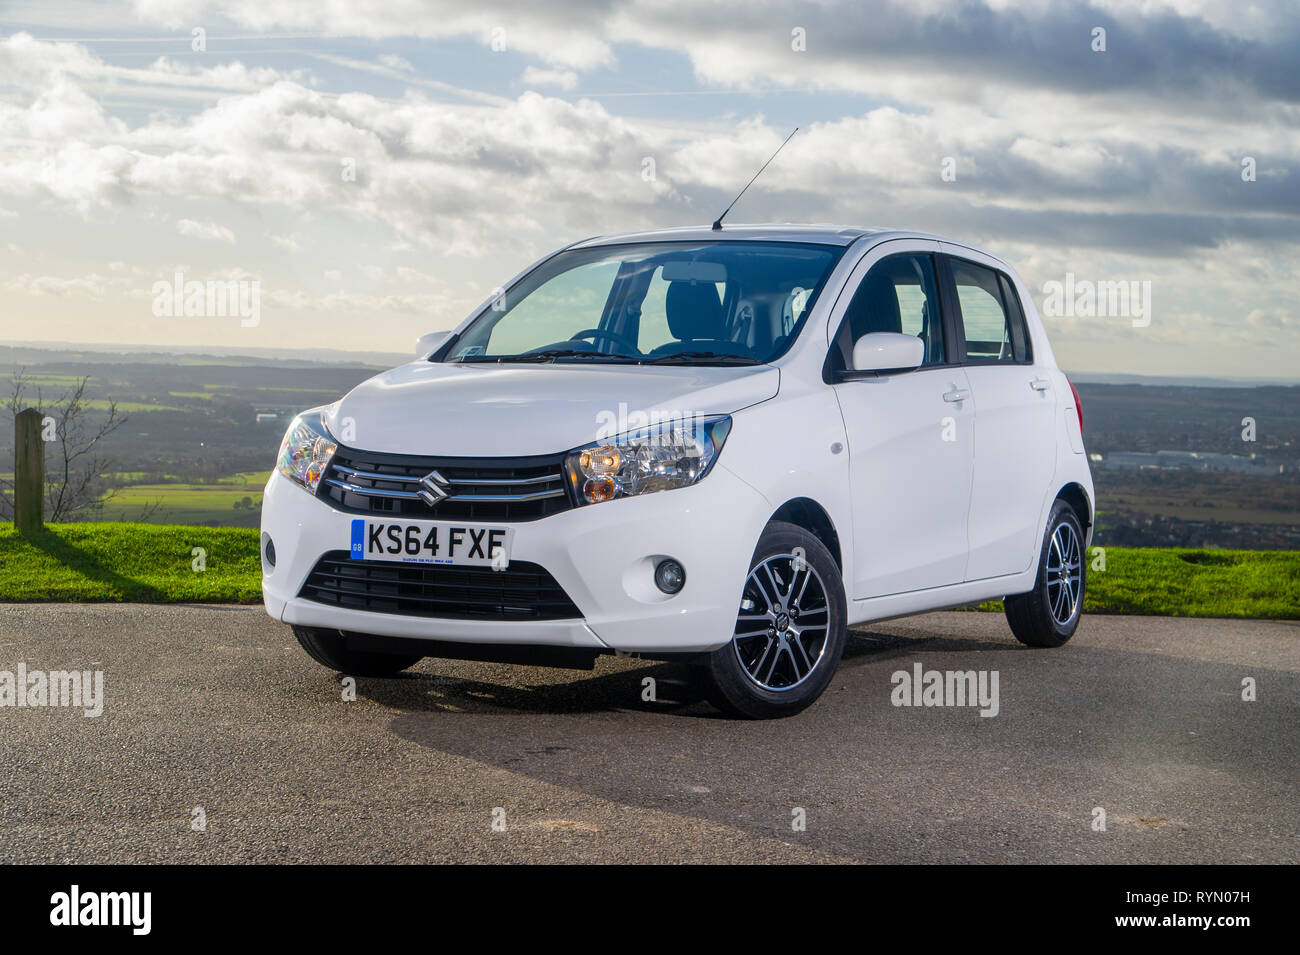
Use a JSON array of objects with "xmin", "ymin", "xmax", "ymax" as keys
[{"xmin": 324, "ymin": 361, "xmax": 780, "ymax": 456}]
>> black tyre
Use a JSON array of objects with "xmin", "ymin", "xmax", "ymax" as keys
[
  {"xmin": 292, "ymin": 626, "xmax": 424, "ymax": 677},
  {"xmin": 701, "ymin": 521, "xmax": 848, "ymax": 719},
  {"xmin": 1004, "ymin": 499, "xmax": 1086, "ymax": 648}
]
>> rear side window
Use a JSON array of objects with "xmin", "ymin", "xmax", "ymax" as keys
[{"xmin": 950, "ymin": 259, "xmax": 1031, "ymax": 363}]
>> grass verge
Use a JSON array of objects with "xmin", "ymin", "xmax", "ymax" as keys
[
  {"xmin": 0, "ymin": 525, "xmax": 1297, "ymax": 618},
  {"xmin": 972, "ymin": 548, "xmax": 1299, "ymax": 618},
  {"xmin": 0, "ymin": 523, "xmax": 260, "ymax": 603}
]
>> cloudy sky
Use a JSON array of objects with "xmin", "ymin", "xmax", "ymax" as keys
[{"xmin": 0, "ymin": 0, "xmax": 1296, "ymax": 378}]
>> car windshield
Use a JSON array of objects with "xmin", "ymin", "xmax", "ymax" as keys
[{"xmin": 443, "ymin": 240, "xmax": 844, "ymax": 365}]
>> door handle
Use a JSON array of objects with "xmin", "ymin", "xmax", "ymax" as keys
[
  {"xmin": 1030, "ymin": 377, "xmax": 1051, "ymax": 391},
  {"xmin": 942, "ymin": 389, "xmax": 969, "ymax": 403}
]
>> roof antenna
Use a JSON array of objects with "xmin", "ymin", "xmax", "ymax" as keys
[{"xmin": 712, "ymin": 127, "xmax": 799, "ymax": 231}]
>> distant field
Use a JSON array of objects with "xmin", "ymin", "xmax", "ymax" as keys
[
  {"xmin": 82, "ymin": 399, "xmax": 187, "ymax": 413},
  {"xmin": 1, "ymin": 526, "xmax": 1296, "ymax": 618},
  {"xmin": 17, "ymin": 373, "xmax": 94, "ymax": 386},
  {"xmin": 1099, "ymin": 494, "xmax": 1300, "ymax": 526},
  {"xmin": 253, "ymin": 386, "xmax": 345, "ymax": 394},
  {"xmin": 97, "ymin": 471, "xmax": 270, "ymax": 526}
]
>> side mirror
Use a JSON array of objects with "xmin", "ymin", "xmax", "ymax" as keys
[
  {"xmin": 415, "ymin": 330, "xmax": 451, "ymax": 359},
  {"xmin": 851, "ymin": 332, "xmax": 924, "ymax": 374}
]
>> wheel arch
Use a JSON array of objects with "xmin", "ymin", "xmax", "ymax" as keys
[
  {"xmin": 1055, "ymin": 482, "xmax": 1093, "ymax": 539},
  {"xmin": 769, "ymin": 497, "xmax": 843, "ymax": 569}
]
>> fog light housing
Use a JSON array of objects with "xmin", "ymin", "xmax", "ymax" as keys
[
  {"xmin": 261, "ymin": 532, "xmax": 276, "ymax": 571},
  {"xmin": 654, "ymin": 558, "xmax": 686, "ymax": 595}
]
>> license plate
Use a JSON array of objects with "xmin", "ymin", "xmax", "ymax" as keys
[{"xmin": 350, "ymin": 519, "xmax": 512, "ymax": 567}]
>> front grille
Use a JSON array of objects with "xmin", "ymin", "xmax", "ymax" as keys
[
  {"xmin": 298, "ymin": 551, "xmax": 582, "ymax": 620},
  {"xmin": 319, "ymin": 447, "xmax": 573, "ymax": 522}
]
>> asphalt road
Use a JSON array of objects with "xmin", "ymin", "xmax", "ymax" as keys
[{"xmin": 1, "ymin": 604, "xmax": 1296, "ymax": 864}]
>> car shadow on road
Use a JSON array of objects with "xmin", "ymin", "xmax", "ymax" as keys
[
  {"xmin": 351, "ymin": 627, "xmax": 1007, "ymax": 720},
  {"xmin": 353, "ymin": 659, "xmax": 715, "ymax": 717},
  {"xmin": 841, "ymin": 627, "xmax": 1017, "ymax": 666}
]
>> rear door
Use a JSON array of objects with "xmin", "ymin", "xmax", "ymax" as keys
[
  {"xmin": 828, "ymin": 241, "xmax": 974, "ymax": 599},
  {"xmin": 939, "ymin": 248, "xmax": 1057, "ymax": 581}
]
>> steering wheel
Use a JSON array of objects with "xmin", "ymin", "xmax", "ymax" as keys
[{"xmin": 568, "ymin": 327, "xmax": 641, "ymax": 354}]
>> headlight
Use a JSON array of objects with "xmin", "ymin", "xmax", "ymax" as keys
[
  {"xmin": 564, "ymin": 415, "xmax": 731, "ymax": 505},
  {"xmin": 276, "ymin": 411, "xmax": 337, "ymax": 494}
]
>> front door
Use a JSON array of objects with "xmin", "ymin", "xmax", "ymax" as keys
[{"xmin": 828, "ymin": 243, "xmax": 974, "ymax": 599}]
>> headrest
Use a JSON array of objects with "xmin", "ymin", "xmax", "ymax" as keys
[
  {"xmin": 851, "ymin": 271, "xmax": 902, "ymax": 335},
  {"xmin": 665, "ymin": 281, "xmax": 725, "ymax": 340}
]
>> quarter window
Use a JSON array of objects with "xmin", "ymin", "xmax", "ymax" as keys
[{"xmin": 950, "ymin": 259, "xmax": 1031, "ymax": 363}]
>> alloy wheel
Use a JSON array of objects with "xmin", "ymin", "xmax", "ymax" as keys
[
  {"xmin": 732, "ymin": 553, "xmax": 831, "ymax": 691},
  {"xmin": 1046, "ymin": 521, "xmax": 1082, "ymax": 626}
]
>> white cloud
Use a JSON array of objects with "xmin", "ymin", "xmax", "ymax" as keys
[
  {"xmin": 130, "ymin": 0, "xmax": 615, "ymax": 70},
  {"xmin": 4, "ymin": 272, "xmax": 113, "ymax": 297},
  {"xmin": 520, "ymin": 66, "xmax": 579, "ymax": 90},
  {"xmin": 378, "ymin": 54, "xmax": 414, "ymax": 73},
  {"xmin": 269, "ymin": 233, "xmax": 301, "ymax": 251},
  {"xmin": 176, "ymin": 218, "xmax": 236, "ymax": 242},
  {"xmin": 0, "ymin": 37, "xmax": 681, "ymax": 255},
  {"xmin": 0, "ymin": 10, "xmax": 1297, "ymax": 373}
]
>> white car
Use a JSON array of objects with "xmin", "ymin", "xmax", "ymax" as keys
[{"xmin": 261, "ymin": 224, "xmax": 1093, "ymax": 718}]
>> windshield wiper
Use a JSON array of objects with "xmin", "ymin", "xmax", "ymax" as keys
[
  {"xmin": 641, "ymin": 351, "xmax": 761, "ymax": 365},
  {"xmin": 461, "ymin": 348, "xmax": 639, "ymax": 364}
]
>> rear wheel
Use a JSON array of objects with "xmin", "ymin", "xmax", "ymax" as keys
[
  {"xmin": 292, "ymin": 626, "xmax": 424, "ymax": 677},
  {"xmin": 1004, "ymin": 500, "xmax": 1086, "ymax": 648},
  {"xmin": 701, "ymin": 522, "xmax": 848, "ymax": 719}
]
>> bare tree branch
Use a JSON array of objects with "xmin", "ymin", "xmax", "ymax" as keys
[{"xmin": 1, "ymin": 371, "xmax": 128, "ymax": 522}]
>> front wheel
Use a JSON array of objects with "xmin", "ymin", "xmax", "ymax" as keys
[
  {"xmin": 701, "ymin": 522, "xmax": 848, "ymax": 719},
  {"xmin": 1004, "ymin": 500, "xmax": 1086, "ymax": 648},
  {"xmin": 292, "ymin": 626, "xmax": 424, "ymax": 677}
]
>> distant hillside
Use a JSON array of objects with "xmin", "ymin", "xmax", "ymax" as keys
[
  {"xmin": 1, "ymin": 347, "xmax": 1298, "ymax": 546},
  {"xmin": 0, "ymin": 341, "xmax": 410, "ymax": 370}
]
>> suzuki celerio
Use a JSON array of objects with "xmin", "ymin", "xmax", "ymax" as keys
[{"xmin": 261, "ymin": 225, "xmax": 1094, "ymax": 718}]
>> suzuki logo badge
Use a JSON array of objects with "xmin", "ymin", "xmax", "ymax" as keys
[{"xmin": 418, "ymin": 469, "xmax": 451, "ymax": 506}]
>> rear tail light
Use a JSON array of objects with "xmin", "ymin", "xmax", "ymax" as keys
[{"xmin": 1067, "ymin": 377, "xmax": 1083, "ymax": 433}]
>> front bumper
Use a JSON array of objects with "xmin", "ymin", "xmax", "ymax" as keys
[{"xmin": 260, "ymin": 464, "xmax": 771, "ymax": 653}]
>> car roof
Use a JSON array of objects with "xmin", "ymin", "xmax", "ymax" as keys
[{"xmin": 568, "ymin": 223, "xmax": 967, "ymax": 250}]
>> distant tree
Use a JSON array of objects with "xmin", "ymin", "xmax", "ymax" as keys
[{"xmin": 0, "ymin": 370, "xmax": 132, "ymax": 522}]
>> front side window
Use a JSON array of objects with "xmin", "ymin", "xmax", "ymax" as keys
[
  {"xmin": 446, "ymin": 241, "xmax": 843, "ymax": 365},
  {"xmin": 830, "ymin": 253, "xmax": 946, "ymax": 371},
  {"xmin": 950, "ymin": 259, "xmax": 1030, "ymax": 363}
]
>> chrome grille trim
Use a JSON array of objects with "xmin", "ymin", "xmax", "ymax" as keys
[
  {"xmin": 319, "ymin": 446, "xmax": 575, "ymax": 522},
  {"xmin": 322, "ymin": 478, "xmax": 421, "ymax": 500},
  {"xmin": 332, "ymin": 464, "xmax": 565, "ymax": 490},
  {"xmin": 323, "ymin": 477, "xmax": 566, "ymax": 503}
]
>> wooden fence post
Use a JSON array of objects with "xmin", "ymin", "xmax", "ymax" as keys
[{"xmin": 14, "ymin": 407, "xmax": 44, "ymax": 532}]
